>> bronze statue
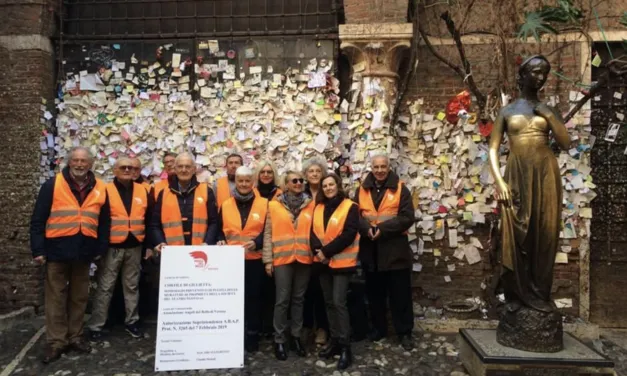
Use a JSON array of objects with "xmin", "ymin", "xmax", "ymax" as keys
[{"xmin": 488, "ymin": 55, "xmax": 570, "ymax": 352}]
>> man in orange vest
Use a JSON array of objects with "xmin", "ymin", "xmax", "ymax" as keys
[
  {"xmin": 87, "ymin": 156, "xmax": 153, "ymax": 341},
  {"xmin": 353, "ymin": 152, "xmax": 416, "ymax": 351},
  {"xmin": 30, "ymin": 146, "xmax": 111, "ymax": 364},
  {"xmin": 150, "ymin": 152, "xmax": 218, "ymax": 250},
  {"xmin": 216, "ymin": 166, "xmax": 268, "ymax": 353},
  {"xmin": 130, "ymin": 157, "xmax": 151, "ymax": 193},
  {"xmin": 151, "ymin": 152, "xmax": 177, "ymax": 200},
  {"xmin": 214, "ymin": 153, "xmax": 243, "ymax": 209}
]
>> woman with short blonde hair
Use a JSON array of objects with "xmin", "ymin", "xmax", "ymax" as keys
[{"xmin": 254, "ymin": 160, "xmax": 282, "ymax": 200}]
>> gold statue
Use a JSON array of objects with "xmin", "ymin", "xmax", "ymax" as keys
[{"xmin": 488, "ymin": 55, "xmax": 570, "ymax": 352}]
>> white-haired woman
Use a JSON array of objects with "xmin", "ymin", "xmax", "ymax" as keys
[
  {"xmin": 217, "ymin": 166, "xmax": 269, "ymax": 353},
  {"xmin": 302, "ymin": 157, "xmax": 330, "ymax": 346},
  {"xmin": 254, "ymin": 160, "xmax": 282, "ymax": 201}
]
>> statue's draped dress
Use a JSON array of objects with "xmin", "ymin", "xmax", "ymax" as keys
[{"xmin": 500, "ymin": 114, "xmax": 561, "ymax": 312}]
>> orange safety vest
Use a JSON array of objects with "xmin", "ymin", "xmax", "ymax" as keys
[
  {"xmin": 45, "ymin": 174, "xmax": 106, "ymax": 239},
  {"xmin": 216, "ymin": 176, "xmax": 232, "ymax": 209},
  {"xmin": 358, "ymin": 182, "xmax": 403, "ymax": 226},
  {"xmin": 268, "ymin": 200, "xmax": 314, "ymax": 266},
  {"xmin": 153, "ymin": 179, "xmax": 169, "ymax": 200},
  {"xmin": 106, "ymin": 182, "xmax": 148, "ymax": 244},
  {"xmin": 140, "ymin": 181, "xmax": 151, "ymax": 193},
  {"xmin": 313, "ymin": 199, "xmax": 360, "ymax": 269},
  {"xmin": 253, "ymin": 187, "xmax": 282, "ymax": 201},
  {"xmin": 221, "ymin": 196, "xmax": 268, "ymax": 260},
  {"xmin": 161, "ymin": 184, "xmax": 209, "ymax": 245}
]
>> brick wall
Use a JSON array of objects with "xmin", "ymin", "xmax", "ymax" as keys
[
  {"xmin": 0, "ymin": 0, "xmax": 56, "ymax": 313},
  {"xmin": 343, "ymin": 0, "xmax": 407, "ymax": 24}
]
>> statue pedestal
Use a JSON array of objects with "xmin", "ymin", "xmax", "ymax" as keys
[
  {"xmin": 497, "ymin": 305, "xmax": 563, "ymax": 352},
  {"xmin": 458, "ymin": 329, "xmax": 616, "ymax": 376}
]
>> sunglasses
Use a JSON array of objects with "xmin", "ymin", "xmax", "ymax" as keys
[
  {"xmin": 119, "ymin": 165, "xmax": 139, "ymax": 171},
  {"xmin": 290, "ymin": 178, "xmax": 304, "ymax": 184},
  {"xmin": 260, "ymin": 170, "xmax": 273, "ymax": 175}
]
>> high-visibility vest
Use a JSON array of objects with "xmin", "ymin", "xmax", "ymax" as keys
[
  {"xmin": 140, "ymin": 181, "xmax": 151, "ymax": 193},
  {"xmin": 358, "ymin": 182, "xmax": 403, "ymax": 226},
  {"xmin": 313, "ymin": 199, "xmax": 360, "ymax": 269},
  {"xmin": 253, "ymin": 187, "xmax": 282, "ymax": 201},
  {"xmin": 106, "ymin": 182, "xmax": 147, "ymax": 244},
  {"xmin": 161, "ymin": 184, "xmax": 209, "ymax": 245},
  {"xmin": 221, "ymin": 196, "xmax": 268, "ymax": 260},
  {"xmin": 268, "ymin": 200, "xmax": 314, "ymax": 266},
  {"xmin": 216, "ymin": 176, "xmax": 232, "ymax": 209},
  {"xmin": 153, "ymin": 179, "xmax": 169, "ymax": 200},
  {"xmin": 45, "ymin": 174, "xmax": 106, "ymax": 239}
]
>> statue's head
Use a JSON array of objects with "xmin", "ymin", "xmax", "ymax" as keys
[{"xmin": 517, "ymin": 55, "xmax": 551, "ymax": 92}]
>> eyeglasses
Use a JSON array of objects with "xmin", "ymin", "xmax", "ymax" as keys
[
  {"xmin": 290, "ymin": 178, "xmax": 304, "ymax": 184},
  {"xmin": 260, "ymin": 170, "xmax": 273, "ymax": 175},
  {"xmin": 119, "ymin": 166, "xmax": 139, "ymax": 171}
]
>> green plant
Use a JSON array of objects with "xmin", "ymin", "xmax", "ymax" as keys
[{"xmin": 517, "ymin": 0, "xmax": 584, "ymax": 41}]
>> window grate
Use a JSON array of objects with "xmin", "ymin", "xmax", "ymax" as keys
[{"xmin": 61, "ymin": 0, "xmax": 342, "ymax": 40}]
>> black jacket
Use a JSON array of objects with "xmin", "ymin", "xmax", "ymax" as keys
[
  {"xmin": 310, "ymin": 196, "xmax": 360, "ymax": 273},
  {"xmin": 216, "ymin": 196, "xmax": 265, "ymax": 251},
  {"xmin": 149, "ymin": 176, "xmax": 218, "ymax": 246},
  {"xmin": 353, "ymin": 171, "xmax": 415, "ymax": 272},
  {"xmin": 30, "ymin": 167, "xmax": 111, "ymax": 262},
  {"xmin": 110, "ymin": 178, "xmax": 154, "ymax": 249}
]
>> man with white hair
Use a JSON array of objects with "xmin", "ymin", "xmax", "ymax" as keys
[
  {"xmin": 353, "ymin": 152, "xmax": 415, "ymax": 351},
  {"xmin": 217, "ymin": 166, "xmax": 268, "ymax": 352},
  {"xmin": 150, "ymin": 152, "xmax": 218, "ymax": 249},
  {"xmin": 30, "ymin": 146, "xmax": 111, "ymax": 363},
  {"xmin": 88, "ymin": 155, "xmax": 153, "ymax": 341}
]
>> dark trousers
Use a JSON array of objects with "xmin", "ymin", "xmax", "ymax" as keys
[
  {"xmin": 262, "ymin": 273, "xmax": 275, "ymax": 335},
  {"xmin": 45, "ymin": 261, "xmax": 90, "ymax": 350},
  {"xmin": 347, "ymin": 280, "xmax": 369, "ymax": 340},
  {"xmin": 365, "ymin": 269, "xmax": 414, "ymax": 337},
  {"xmin": 303, "ymin": 263, "xmax": 329, "ymax": 331},
  {"xmin": 320, "ymin": 273, "xmax": 351, "ymax": 344},
  {"xmin": 245, "ymin": 259, "xmax": 265, "ymax": 336}
]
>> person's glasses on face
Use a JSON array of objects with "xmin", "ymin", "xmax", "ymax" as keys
[
  {"xmin": 291, "ymin": 178, "xmax": 304, "ymax": 184},
  {"xmin": 260, "ymin": 170, "xmax": 273, "ymax": 175},
  {"xmin": 119, "ymin": 165, "xmax": 138, "ymax": 172}
]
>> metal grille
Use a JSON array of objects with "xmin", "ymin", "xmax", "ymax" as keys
[{"xmin": 62, "ymin": 0, "xmax": 342, "ymax": 39}]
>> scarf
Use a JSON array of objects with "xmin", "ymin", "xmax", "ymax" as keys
[
  {"xmin": 284, "ymin": 192, "xmax": 306, "ymax": 218},
  {"xmin": 233, "ymin": 189, "xmax": 255, "ymax": 203},
  {"xmin": 257, "ymin": 181, "xmax": 277, "ymax": 199}
]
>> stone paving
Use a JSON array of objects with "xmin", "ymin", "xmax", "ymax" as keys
[{"xmin": 1, "ymin": 317, "xmax": 625, "ymax": 376}]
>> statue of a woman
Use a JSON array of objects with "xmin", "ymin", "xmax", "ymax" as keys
[{"xmin": 488, "ymin": 55, "xmax": 570, "ymax": 352}]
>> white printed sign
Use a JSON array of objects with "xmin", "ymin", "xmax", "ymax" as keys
[{"xmin": 155, "ymin": 245, "xmax": 245, "ymax": 372}]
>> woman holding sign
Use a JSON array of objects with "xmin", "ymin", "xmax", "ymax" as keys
[
  {"xmin": 311, "ymin": 173, "xmax": 360, "ymax": 370},
  {"xmin": 262, "ymin": 171, "xmax": 314, "ymax": 361}
]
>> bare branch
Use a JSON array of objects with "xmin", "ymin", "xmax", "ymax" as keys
[
  {"xmin": 417, "ymin": 23, "xmax": 466, "ymax": 80},
  {"xmin": 458, "ymin": 0, "xmax": 477, "ymax": 31}
]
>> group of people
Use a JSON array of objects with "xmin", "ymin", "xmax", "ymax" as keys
[{"xmin": 30, "ymin": 146, "xmax": 417, "ymax": 370}]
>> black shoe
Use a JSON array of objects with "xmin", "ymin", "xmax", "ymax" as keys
[
  {"xmin": 368, "ymin": 329, "xmax": 386, "ymax": 342},
  {"xmin": 245, "ymin": 335, "xmax": 260, "ymax": 353},
  {"xmin": 318, "ymin": 339, "xmax": 341, "ymax": 359},
  {"xmin": 400, "ymin": 335, "xmax": 414, "ymax": 351},
  {"xmin": 89, "ymin": 330, "xmax": 104, "ymax": 342},
  {"xmin": 274, "ymin": 343, "xmax": 288, "ymax": 361},
  {"xmin": 291, "ymin": 337, "xmax": 307, "ymax": 357},
  {"xmin": 337, "ymin": 345, "xmax": 352, "ymax": 370},
  {"xmin": 68, "ymin": 340, "xmax": 92, "ymax": 354},
  {"xmin": 42, "ymin": 346, "xmax": 64, "ymax": 364},
  {"xmin": 125, "ymin": 324, "xmax": 143, "ymax": 339}
]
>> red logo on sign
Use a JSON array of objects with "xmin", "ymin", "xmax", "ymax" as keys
[{"xmin": 189, "ymin": 251, "xmax": 208, "ymax": 269}]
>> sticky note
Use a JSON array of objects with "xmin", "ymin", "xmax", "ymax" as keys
[{"xmin": 436, "ymin": 112, "xmax": 446, "ymax": 121}]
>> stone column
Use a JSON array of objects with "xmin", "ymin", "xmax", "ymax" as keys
[{"xmin": 339, "ymin": 23, "xmax": 413, "ymax": 163}]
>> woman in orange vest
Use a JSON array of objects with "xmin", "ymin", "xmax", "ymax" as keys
[
  {"xmin": 262, "ymin": 170, "xmax": 314, "ymax": 361},
  {"xmin": 311, "ymin": 173, "xmax": 360, "ymax": 370},
  {"xmin": 216, "ymin": 166, "xmax": 268, "ymax": 353},
  {"xmin": 302, "ymin": 157, "xmax": 330, "ymax": 346},
  {"xmin": 253, "ymin": 160, "xmax": 282, "ymax": 201}
]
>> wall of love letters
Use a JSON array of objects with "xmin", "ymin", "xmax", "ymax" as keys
[{"xmin": 39, "ymin": 38, "xmax": 596, "ymax": 314}]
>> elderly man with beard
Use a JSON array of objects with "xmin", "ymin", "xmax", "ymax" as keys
[{"xmin": 30, "ymin": 146, "xmax": 111, "ymax": 363}]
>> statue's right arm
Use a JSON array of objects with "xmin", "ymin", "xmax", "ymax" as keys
[{"xmin": 488, "ymin": 113, "xmax": 512, "ymax": 207}]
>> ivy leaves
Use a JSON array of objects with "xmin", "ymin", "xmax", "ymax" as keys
[{"xmin": 517, "ymin": 0, "xmax": 583, "ymax": 41}]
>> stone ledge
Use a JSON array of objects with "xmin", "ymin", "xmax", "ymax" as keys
[
  {"xmin": 0, "ymin": 34, "xmax": 52, "ymax": 53},
  {"xmin": 0, "ymin": 306, "xmax": 35, "ymax": 331},
  {"xmin": 415, "ymin": 318, "xmax": 600, "ymax": 342},
  {"xmin": 339, "ymin": 23, "xmax": 413, "ymax": 40}
]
